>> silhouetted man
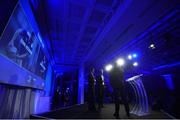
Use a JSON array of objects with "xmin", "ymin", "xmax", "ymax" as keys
[
  {"xmin": 96, "ymin": 69, "xmax": 105, "ymax": 109},
  {"xmin": 109, "ymin": 65, "xmax": 130, "ymax": 118},
  {"xmin": 87, "ymin": 68, "xmax": 96, "ymax": 111}
]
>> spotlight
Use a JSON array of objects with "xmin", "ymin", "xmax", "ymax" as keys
[
  {"xmin": 133, "ymin": 62, "xmax": 138, "ymax": 67},
  {"xmin": 128, "ymin": 55, "xmax": 132, "ymax": 60},
  {"xmin": 150, "ymin": 44, "xmax": 154, "ymax": 47},
  {"xmin": 116, "ymin": 58, "xmax": 125, "ymax": 66},
  {"xmin": 105, "ymin": 64, "xmax": 113, "ymax": 72},
  {"xmin": 133, "ymin": 53, "xmax": 137, "ymax": 58},
  {"xmin": 149, "ymin": 44, "xmax": 155, "ymax": 49}
]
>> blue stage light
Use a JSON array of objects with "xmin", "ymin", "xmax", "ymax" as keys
[{"xmin": 133, "ymin": 53, "xmax": 137, "ymax": 58}]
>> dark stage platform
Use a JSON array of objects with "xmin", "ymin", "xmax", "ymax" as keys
[{"xmin": 31, "ymin": 104, "xmax": 171, "ymax": 119}]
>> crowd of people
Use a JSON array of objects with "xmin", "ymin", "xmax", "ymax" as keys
[{"xmin": 52, "ymin": 87, "xmax": 71, "ymax": 109}]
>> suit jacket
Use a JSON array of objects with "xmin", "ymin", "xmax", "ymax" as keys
[
  {"xmin": 88, "ymin": 72, "xmax": 96, "ymax": 87},
  {"xmin": 97, "ymin": 75, "xmax": 104, "ymax": 87},
  {"xmin": 109, "ymin": 66, "xmax": 124, "ymax": 89}
]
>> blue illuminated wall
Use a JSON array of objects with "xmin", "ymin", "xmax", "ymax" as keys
[
  {"xmin": 141, "ymin": 66, "xmax": 180, "ymax": 118},
  {"xmin": 161, "ymin": 74, "xmax": 174, "ymax": 90},
  {"xmin": 78, "ymin": 65, "xmax": 85, "ymax": 104},
  {"xmin": 45, "ymin": 64, "xmax": 53, "ymax": 96}
]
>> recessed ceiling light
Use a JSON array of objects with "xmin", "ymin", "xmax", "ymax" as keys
[{"xmin": 149, "ymin": 44, "xmax": 155, "ymax": 49}]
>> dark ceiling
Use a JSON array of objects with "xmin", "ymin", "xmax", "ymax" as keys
[
  {"xmin": 0, "ymin": 0, "xmax": 18, "ymax": 36},
  {"xmin": 29, "ymin": 0, "xmax": 180, "ymax": 73}
]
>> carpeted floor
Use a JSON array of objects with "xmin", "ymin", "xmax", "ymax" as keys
[{"xmin": 31, "ymin": 104, "xmax": 171, "ymax": 119}]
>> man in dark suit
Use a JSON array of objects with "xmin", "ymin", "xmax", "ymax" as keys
[
  {"xmin": 87, "ymin": 68, "xmax": 96, "ymax": 111},
  {"xmin": 109, "ymin": 64, "xmax": 130, "ymax": 118},
  {"xmin": 96, "ymin": 69, "xmax": 105, "ymax": 109}
]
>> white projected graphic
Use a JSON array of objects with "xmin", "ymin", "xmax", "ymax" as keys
[{"xmin": 126, "ymin": 74, "xmax": 149, "ymax": 116}]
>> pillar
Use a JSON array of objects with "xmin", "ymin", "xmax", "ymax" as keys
[{"xmin": 78, "ymin": 64, "xmax": 85, "ymax": 104}]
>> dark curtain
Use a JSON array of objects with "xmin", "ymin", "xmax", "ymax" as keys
[{"xmin": 0, "ymin": 84, "xmax": 41, "ymax": 118}]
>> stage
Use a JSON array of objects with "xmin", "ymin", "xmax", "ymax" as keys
[{"xmin": 31, "ymin": 104, "xmax": 170, "ymax": 119}]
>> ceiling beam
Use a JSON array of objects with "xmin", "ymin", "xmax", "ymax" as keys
[
  {"xmin": 70, "ymin": 0, "xmax": 96, "ymax": 63},
  {"xmin": 59, "ymin": 0, "xmax": 69, "ymax": 64},
  {"xmin": 82, "ymin": 0, "xmax": 133, "ymax": 64},
  {"xmin": 95, "ymin": 3, "xmax": 112, "ymax": 13},
  {"xmin": 68, "ymin": 18, "xmax": 100, "ymax": 28}
]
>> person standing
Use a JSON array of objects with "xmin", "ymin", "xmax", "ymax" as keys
[
  {"xmin": 108, "ymin": 64, "xmax": 130, "ymax": 118},
  {"xmin": 87, "ymin": 68, "xmax": 96, "ymax": 111},
  {"xmin": 96, "ymin": 69, "xmax": 105, "ymax": 109}
]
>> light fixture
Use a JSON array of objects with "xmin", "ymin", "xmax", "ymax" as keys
[
  {"xmin": 128, "ymin": 55, "xmax": 132, "ymax": 60},
  {"xmin": 149, "ymin": 43, "xmax": 155, "ymax": 49},
  {"xmin": 150, "ymin": 44, "xmax": 154, "ymax": 47},
  {"xmin": 116, "ymin": 58, "xmax": 125, "ymax": 66},
  {"xmin": 132, "ymin": 53, "xmax": 137, "ymax": 58},
  {"xmin": 133, "ymin": 62, "xmax": 138, "ymax": 67},
  {"xmin": 105, "ymin": 64, "xmax": 113, "ymax": 71}
]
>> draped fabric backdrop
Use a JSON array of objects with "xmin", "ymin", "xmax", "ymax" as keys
[{"xmin": 0, "ymin": 84, "xmax": 42, "ymax": 118}]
